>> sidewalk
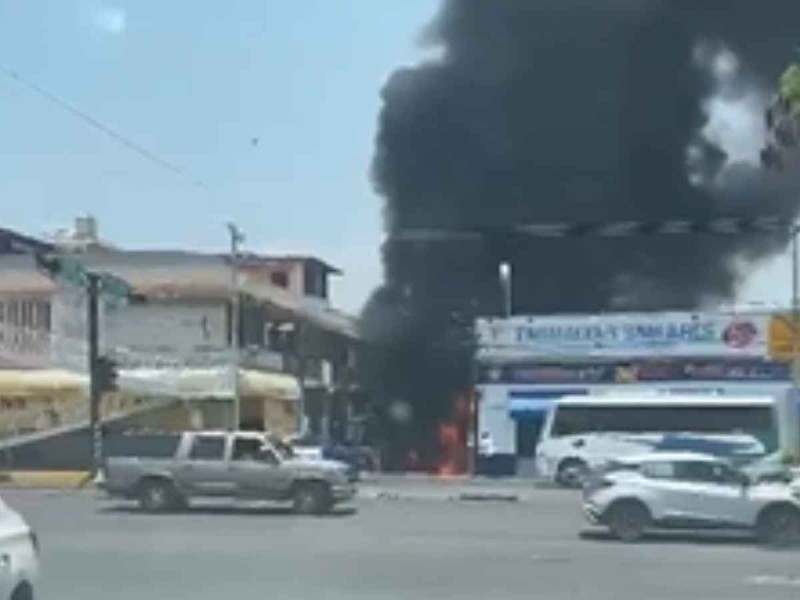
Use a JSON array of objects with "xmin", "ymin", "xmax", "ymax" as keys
[
  {"xmin": 359, "ymin": 473, "xmax": 566, "ymax": 502},
  {"xmin": 0, "ymin": 470, "xmax": 91, "ymax": 489}
]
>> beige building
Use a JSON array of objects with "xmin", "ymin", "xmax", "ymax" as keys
[{"xmin": 0, "ymin": 220, "xmax": 362, "ymax": 460}]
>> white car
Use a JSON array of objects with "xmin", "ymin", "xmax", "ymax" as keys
[
  {"xmin": 582, "ymin": 452, "xmax": 800, "ymax": 545},
  {"xmin": 0, "ymin": 496, "xmax": 38, "ymax": 600}
]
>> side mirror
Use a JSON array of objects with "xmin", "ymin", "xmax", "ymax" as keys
[{"xmin": 256, "ymin": 449, "xmax": 278, "ymax": 465}]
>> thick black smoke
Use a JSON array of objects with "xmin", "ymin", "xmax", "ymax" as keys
[{"xmin": 362, "ymin": 0, "xmax": 800, "ymax": 466}]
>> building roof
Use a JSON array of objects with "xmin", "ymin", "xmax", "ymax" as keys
[
  {"xmin": 0, "ymin": 228, "xmax": 53, "ymax": 256},
  {"xmin": 235, "ymin": 253, "xmax": 343, "ymax": 275},
  {"xmin": 0, "ymin": 249, "xmax": 360, "ymax": 340}
]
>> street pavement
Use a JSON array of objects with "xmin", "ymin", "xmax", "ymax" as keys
[{"xmin": 7, "ymin": 485, "xmax": 800, "ymax": 600}]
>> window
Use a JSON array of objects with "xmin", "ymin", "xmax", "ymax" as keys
[
  {"xmin": 641, "ymin": 461, "xmax": 675, "ymax": 479},
  {"xmin": 189, "ymin": 435, "xmax": 226, "ymax": 460},
  {"xmin": 673, "ymin": 461, "xmax": 717, "ymax": 482},
  {"xmin": 259, "ymin": 448, "xmax": 280, "ymax": 465},
  {"xmin": 270, "ymin": 271, "xmax": 289, "ymax": 288},
  {"xmin": 674, "ymin": 461, "xmax": 736, "ymax": 484},
  {"xmin": 232, "ymin": 437, "xmax": 264, "ymax": 461},
  {"xmin": 21, "ymin": 300, "xmax": 33, "ymax": 327},
  {"xmin": 8, "ymin": 301, "xmax": 19, "ymax": 326},
  {"xmin": 37, "ymin": 301, "xmax": 51, "ymax": 331},
  {"xmin": 303, "ymin": 263, "xmax": 327, "ymax": 299},
  {"xmin": 551, "ymin": 404, "xmax": 773, "ymax": 437}
]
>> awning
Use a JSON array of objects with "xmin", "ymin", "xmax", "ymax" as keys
[
  {"xmin": 0, "ymin": 367, "xmax": 301, "ymax": 402},
  {"xmin": 240, "ymin": 369, "xmax": 300, "ymax": 401},
  {"xmin": 119, "ymin": 367, "xmax": 300, "ymax": 401},
  {"xmin": 508, "ymin": 389, "xmax": 587, "ymax": 418},
  {"xmin": 0, "ymin": 369, "xmax": 87, "ymax": 396}
]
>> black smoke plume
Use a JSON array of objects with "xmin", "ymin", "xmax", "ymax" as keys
[{"xmin": 362, "ymin": 0, "xmax": 800, "ymax": 468}]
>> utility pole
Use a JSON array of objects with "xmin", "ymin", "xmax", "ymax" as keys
[
  {"xmin": 31, "ymin": 253, "xmax": 128, "ymax": 477},
  {"xmin": 227, "ymin": 223, "xmax": 244, "ymax": 431},
  {"xmin": 789, "ymin": 225, "xmax": 800, "ymax": 460},
  {"xmin": 87, "ymin": 272, "xmax": 102, "ymax": 476}
]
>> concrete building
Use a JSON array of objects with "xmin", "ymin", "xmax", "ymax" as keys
[
  {"xmin": 0, "ymin": 219, "xmax": 364, "ymax": 468},
  {"xmin": 474, "ymin": 310, "xmax": 796, "ymax": 476}
]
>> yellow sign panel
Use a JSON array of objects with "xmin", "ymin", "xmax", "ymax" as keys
[{"xmin": 768, "ymin": 313, "xmax": 800, "ymax": 360}]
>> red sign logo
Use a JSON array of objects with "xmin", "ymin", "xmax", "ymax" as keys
[{"xmin": 722, "ymin": 321, "xmax": 757, "ymax": 348}]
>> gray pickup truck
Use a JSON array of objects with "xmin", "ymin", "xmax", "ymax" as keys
[{"xmin": 101, "ymin": 431, "xmax": 356, "ymax": 514}]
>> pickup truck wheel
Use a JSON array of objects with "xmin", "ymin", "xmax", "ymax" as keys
[
  {"xmin": 756, "ymin": 505, "xmax": 800, "ymax": 547},
  {"xmin": 139, "ymin": 480, "xmax": 176, "ymax": 513},
  {"xmin": 556, "ymin": 459, "xmax": 588, "ymax": 488},
  {"xmin": 607, "ymin": 500, "xmax": 650, "ymax": 542},
  {"xmin": 293, "ymin": 482, "xmax": 332, "ymax": 515}
]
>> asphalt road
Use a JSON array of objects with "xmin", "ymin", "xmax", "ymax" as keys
[{"xmin": 8, "ymin": 488, "xmax": 800, "ymax": 600}]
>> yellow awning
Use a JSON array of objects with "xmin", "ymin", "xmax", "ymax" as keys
[
  {"xmin": 0, "ymin": 369, "xmax": 87, "ymax": 397},
  {"xmin": 0, "ymin": 368, "xmax": 300, "ymax": 401},
  {"xmin": 240, "ymin": 369, "xmax": 300, "ymax": 401}
]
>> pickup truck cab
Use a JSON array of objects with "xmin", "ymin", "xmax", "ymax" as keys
[{"xmin": 102, "ymin": 431, "xmax": 356, "ymax": 514}]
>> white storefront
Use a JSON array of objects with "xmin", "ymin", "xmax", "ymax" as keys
[{"xmin": 475, "ymin": 310, "xmax": 793, "ymax": 475}]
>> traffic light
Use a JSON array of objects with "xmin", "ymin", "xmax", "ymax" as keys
[{"xmin": 95, "ymin": 356, "xmax": 119, "ymax": 393}]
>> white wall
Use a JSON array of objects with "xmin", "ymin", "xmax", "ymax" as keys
[
  {"xmin": 477, "ymin": 384, "xmax": 517, "ymax": 455},
  {"xmin": 104, "ymin": 301, "xmax": 229, "ymax": 367}
]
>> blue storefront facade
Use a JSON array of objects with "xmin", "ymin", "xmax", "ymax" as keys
[{"xmin": 474, "ymin": 310, "xmax": 794, "ymax": 476}]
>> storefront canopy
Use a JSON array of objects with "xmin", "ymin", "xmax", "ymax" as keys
[
  {"xmin": 119, "ymin": 367, "xmax": 300, "ymax": 401},
  {"xmin": 0, "ymin": 367, "xmax": 301, "ymax": 401},
  {"xmin": 0, "ymin": 369, "xmax": 87, "ymax": 397}
]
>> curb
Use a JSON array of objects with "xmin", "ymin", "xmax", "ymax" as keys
[
  {"xmin": 0, "ymin": 471, "xmax": 90, "ymax": 489},
  {"xmin": 360, "ymin": 488, "xmax": 526, "ymax": 503},
  {"xmin": 457, "ymin": 492, "xmax": 519, "ymax": 502}
]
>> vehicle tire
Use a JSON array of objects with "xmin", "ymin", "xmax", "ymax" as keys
[
  {"xmin": 606, "ymin": 500, "xmax": 650, "ymax": 543},
  {"xmin": 292, "ymin": 482, "xmax": 332, "ymax": 515},
  {"xmin": 555, "ymin": 458, "xmax": 588, "ymax": 488},
  {"xmin": 756, "ymin": 504, "xmax": 800, "ymax": 547},
  {"xmin": 11, "ymin": 582, "xmax": 33, "ymax": 600},
  {"xmin": 138, "ymin": 479, "xmax": 178, "ymax": 513}
]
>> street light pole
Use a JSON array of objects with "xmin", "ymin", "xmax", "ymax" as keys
[
  {"xmin": 499, "ymin": 261, "xmax": 512, "ymax": 318},
  {"xmin": 227, "ymin": 223, "xmax": 244, "ymax": 431}
]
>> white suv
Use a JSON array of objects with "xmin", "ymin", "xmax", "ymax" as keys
[
  {"xmin": 0, "ymin": 496, "xmax": 38, "ymax": 600},
  {"xmin": 583, "ymin": 452, "xmax": 800, "ymax": 545}
]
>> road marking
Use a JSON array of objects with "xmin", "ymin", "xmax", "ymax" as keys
[
  {"xmin": 530, "ymin": 554, "xmax": 571, "ymax": 564},
  {"xmin": 746, "ymin": 575, "xmax": 800, "ymax": 587}
]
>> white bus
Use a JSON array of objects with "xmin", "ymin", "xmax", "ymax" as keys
[{"xmin": 535, "ymin": 395, "xmax": 777, "ymax": 487}]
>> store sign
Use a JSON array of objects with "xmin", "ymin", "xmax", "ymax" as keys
[
  {"xmin": 767, "ymin": 313, "xmax": 800, "ymax": 361},
  {"xmin": 476, "ymin": 312, "xmax": 769, "ymax": 359},
  {"xmin": 478, "ymin": 359, "xmax": 788, "ymax": 385}
]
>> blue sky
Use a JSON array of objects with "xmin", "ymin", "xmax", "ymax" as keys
[
  {"xmin": 0, "ymin": 0, "xmax": 438, "ymax": 312},
  {"xmin": 0, "ymin": 1, "xmax": 794, "ymax": 314}
]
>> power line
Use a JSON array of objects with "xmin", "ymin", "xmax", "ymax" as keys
[{"xmin": 0, "ymin": 65, "xmax": 208, "ymax": 190}]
